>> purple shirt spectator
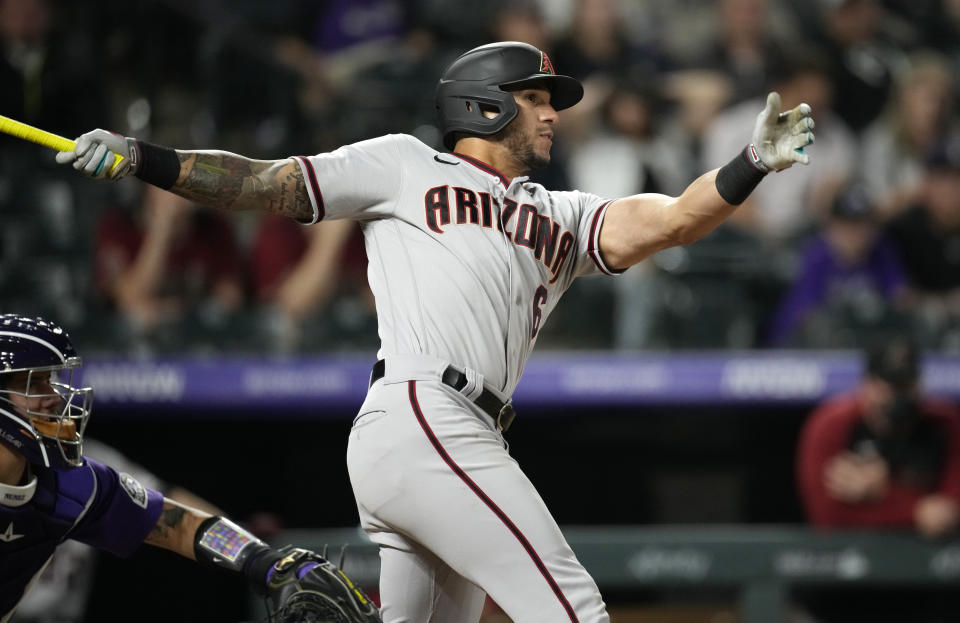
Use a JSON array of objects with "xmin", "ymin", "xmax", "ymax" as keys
[
  {"xmin": 767, "ymin": 232, "xmax": 907, "ymax": 346},
  {"xmin": 312, "ymin": 0, "xmax": 406, "ymax": 53}
]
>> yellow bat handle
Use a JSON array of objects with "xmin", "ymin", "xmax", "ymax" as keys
[{"xmin": 0, "ymin": 114, "xmax": 123, "ymax": 174}]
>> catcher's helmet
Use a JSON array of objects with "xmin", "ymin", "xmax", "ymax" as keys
[
  {"xmin": 435, "ymin": 41, "xmax": 583, "ymax": 150},
  {"xmin": 0, "ymin": 314, "xmax": 91, "ymax": 468}
]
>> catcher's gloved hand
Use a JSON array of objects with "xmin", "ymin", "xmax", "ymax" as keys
[
  {"xmin": 249, "ymin": 547, "xmax": 381, "ymax": 623},
  {"xmin": 54, "ymin": 128, "xmax": 139, "ymax": 180},
  {"xmin": 750, "ymin": 91, "xmax": 814, "ymax": 172}
]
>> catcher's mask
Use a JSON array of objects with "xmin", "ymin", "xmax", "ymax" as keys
[
  {"xmin": 0, "ymin": 314, "xmax": 92, "ymax": 468},
  {"xmin": 435, "ymin": 41, "xmax": 584, "ymax": 150}
]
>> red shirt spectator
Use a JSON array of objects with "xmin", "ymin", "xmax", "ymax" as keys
[
  {"xmin": 94, "ymin": 186, "xmax": 243, "ymax": 331},
  {"xmin": 796, "ymin": 338, "xmax": 960, "ymax": 537},
  {"xmin": 249, "ymin": 215, "xmax": 368, "ymax": 319}
]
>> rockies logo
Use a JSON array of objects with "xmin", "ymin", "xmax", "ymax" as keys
[{"xmin": 119, "ymin": 472, "xmax": 148, "ymax": 508}]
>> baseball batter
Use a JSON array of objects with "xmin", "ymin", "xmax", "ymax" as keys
[{"xmin": 55, "ymin": 41, "xmax": 815, "ymax": 622}]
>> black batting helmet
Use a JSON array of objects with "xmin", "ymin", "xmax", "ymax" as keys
[{"xmin": 435, "ymin": 41, "xmax": 584, "ymax": 150}]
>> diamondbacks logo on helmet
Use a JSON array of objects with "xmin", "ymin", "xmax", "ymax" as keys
[{"xmin": 540, "ymin": 52, "xmax": 555, "ymax": 75}]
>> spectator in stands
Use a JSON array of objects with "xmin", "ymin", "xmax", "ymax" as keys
[
  {"xmin": 766, "ymin": 185, "xmax": 910, "ymax": 347},
  {"xmin": 797, "ymin": 337, "xmax": 960, "ymax": 537},
  {"xmin": 686, "ymin": 0, "xmax": 791, "ymax": 105},
  {"xmin": 809, "ymin": 0, "xmax": 903, "ymax": 133},
  {"xmin": 885, "ymin": 0, "xmax": 960, "ymax": 52},
  {"xmin": 0, "ymin": 0, "xmax": 108, "ymax": 329},
  {"xmin": 488, "ymin": 0, "xmax": 552, "ymax": 53},
  {"xmin": 551, "ymin": 0, "xmax": 659, "ymax": 145},
  {"xmin": 249, "ymin": 216, "xmax": 371, "ymax": 352},
  {"xmin": 564, "ymin": 76, "xmax": 694, "ymax": 349},
  {"xmin": 93, "ymin": 185, "xmax": 243, "ymax": 343},
  {"xmin": 859, "ymin": 51, "xmax": 958, "ymax": 221},
  {"xmin": 701, "ymin": 51, "xmax": 856, "ymax": 249},
  {"xmin": 885, "ymin": 140, "xmax": 960, "ymax": 348},
  {"xmin": 551, "ymin": 0, "xmax": 638, "ymax": 84},
  {"xmin": 567, "ymin": 77, "xmax": 691, "ymax": 199},
  {"xmin": 0, "ymin": 0, "xmax": 105, "ymax": 140}
]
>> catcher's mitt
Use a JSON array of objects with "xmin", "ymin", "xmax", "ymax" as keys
[{"xmin": 261, "ymin": 547, "xmax": 381, "ymax": 623}]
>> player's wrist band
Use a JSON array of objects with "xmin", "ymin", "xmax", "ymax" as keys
[
  {"xmin": 194, "ymin": 515, "xmax": 271, "ymax": 575},
  {"xmin": 133, "ymin": 140, "xmax": 181, "ymax": 190},
  {"xmin": 715, "ymin": 144, "xmax": 768, "ymax": 206}
]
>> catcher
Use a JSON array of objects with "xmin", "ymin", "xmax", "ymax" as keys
[{"xmin": 0, "ymin": 313, "xmax": 380, "ymax": 623}]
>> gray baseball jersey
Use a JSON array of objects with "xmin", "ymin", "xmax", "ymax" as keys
[
  {"xmin": 294, "ymin": 133, "xmax": 620, "ymax": 395},
  {"xmin": 296, "ymin": 134, "xmax": 618, "ymax": 623}
]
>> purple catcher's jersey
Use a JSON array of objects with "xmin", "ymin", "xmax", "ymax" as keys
[{"xmin": 0, "ymin": 458, "xmax": 163, "ymax": 622}]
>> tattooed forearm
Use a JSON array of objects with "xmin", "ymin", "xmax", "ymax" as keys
[
  {"xmin": 143, "ymin": 499, "xmax": 211, "ymax": 559},
  {"xmin": 172, "ymin": 152, "xmax": 254, "ymax": 208},
  {"xmin": 169, "ymin": 151, "xmax": 313, "ymax": 222},
  {"xmin": 147, "ymin": 503, "xmax": 187, "ymax": 542}
]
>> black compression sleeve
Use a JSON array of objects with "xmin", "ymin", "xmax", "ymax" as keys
[
  {"xmin": 715, "ymin": 145, "xmax": 768, "ymax": 206},
  {"xmin": 134, "ymin": 141, "xmax": 181, "ymax": 190}
]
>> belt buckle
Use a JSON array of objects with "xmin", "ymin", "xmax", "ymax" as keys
[{"xmin": 496, "ymin": 402, "xmax": 516, "ymax": 432}]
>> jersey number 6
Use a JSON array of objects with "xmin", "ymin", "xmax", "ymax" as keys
[{"xmin": 531, "ymin": 286, "xmax": 548, "ymax": 339}]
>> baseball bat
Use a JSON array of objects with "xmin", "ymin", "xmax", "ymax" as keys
[{"xmin": 0, "ymin": 114, "xmax": 122, "ymax": 174}]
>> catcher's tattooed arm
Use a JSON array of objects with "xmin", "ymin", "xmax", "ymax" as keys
[
  {"xmin": 190, "ymin": 516, "xmax": 383, "ymax": 620},
  {"xmin": 171, "ymin": 152, "xmax": 314, "ymax": 223},
  {"xmin": 143, "ymin": 498, "xmax": 213, "ymax": 560}
]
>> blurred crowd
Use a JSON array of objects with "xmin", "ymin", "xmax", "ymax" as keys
[{"xmin": 3, "ymin": 0, "xmax": 960, "ymax": 355}]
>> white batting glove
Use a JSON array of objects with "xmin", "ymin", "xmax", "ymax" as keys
[
  {"xmin": 750, "ymin": 92, "xmax": 814, "ymax": 172},
  {"xmin": 54, "ymin": 129, "xmax": 139, "ymax": 180}
]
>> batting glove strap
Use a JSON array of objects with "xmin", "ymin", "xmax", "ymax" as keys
[{"xmin": 715, "ymin": 145, "xmax": 768, "ymax": 206}]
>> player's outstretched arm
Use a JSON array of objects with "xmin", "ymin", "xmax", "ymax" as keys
[
  {"xmin": 142, "ymin": 501, "xmax": 381, "ymax": 620},
  {"xmin": 172, "ymin": 151, "xmax": 313, "ymax": 222},
  {"xmin": 54, "ymin": 130, "xmax": 314, "ymax": 223},
  {"xmin": 598, "ymin": 91, "xmax": 814, "ymax": 270},
  {"xmin": 143, "ymin": 497, "xmax": 212, "ymax": 560}
]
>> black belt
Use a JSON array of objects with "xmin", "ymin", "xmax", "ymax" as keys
[{"xmin": 369, "ymin": 359, "xmax": 516, "ymax": 432}]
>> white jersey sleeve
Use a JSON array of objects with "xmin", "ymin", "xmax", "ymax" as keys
[
  {"xmin": 546, "ymin": 189, "xmax": 623, "ymax": 290},
  {"xmin": 293, "ymin": 134, "xmax": 411, "ymax": 223}
]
